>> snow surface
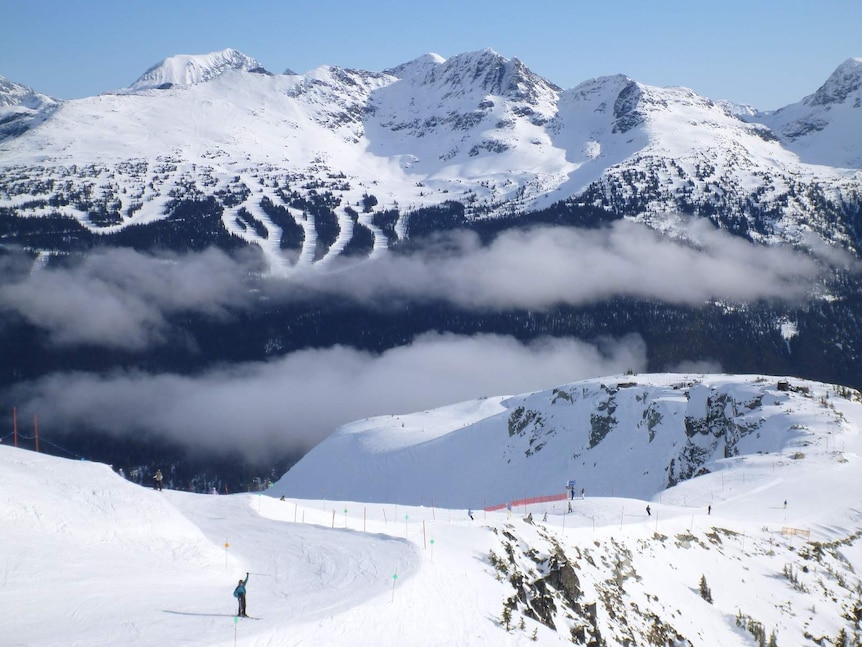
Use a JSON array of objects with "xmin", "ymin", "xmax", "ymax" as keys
[{"xmin": 3, "ymin": 373, "xmax": 862, "ymax": 645}]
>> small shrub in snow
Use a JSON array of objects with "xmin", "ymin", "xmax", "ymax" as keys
[
  {"xmin": 699, "ymin": 574, "xmax": 713, "ymax": 603},
  {"xmin": 500, "ymin": 605, "xmax": 513, "ymax": 632},
  {"xmin": 835, "ymin": 627, "xmax": 848, "ymax": 647},
  {"xmin": 736, "ymin": 610, "xmax": 771, "ymax": 647},
  {"xmin": 488, "ymin": 549, "xmax": 508, "ymax": 575}
]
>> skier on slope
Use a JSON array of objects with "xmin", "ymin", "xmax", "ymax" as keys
[
  {"xmin": 234, "ymin": 573, "xmax": 250, "ymax": 618},
  {"xmin": 153, "ymin": 469, "xmax": 163, "ymax": 491}
]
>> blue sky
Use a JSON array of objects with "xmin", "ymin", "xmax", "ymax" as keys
[{"xmin": 2, "ymin": 0, "xmax": 860, "ymax": 110}]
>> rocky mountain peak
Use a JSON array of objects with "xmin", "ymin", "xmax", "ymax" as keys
[
  {"xmin": 808, "ymin": 56, "xmax": 862, "ymax": 107},
  {"xmin": 0, "ymin": 75, "xmax": 59, "ymax": 140},
  {"xmin": 0, "ymin": 75, "xmax": 56, "ymax": 109},
  {"xmin": 393, "ymin": 49, "xmax": 558, "ymax": 108}
]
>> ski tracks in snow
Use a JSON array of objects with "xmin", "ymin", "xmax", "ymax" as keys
[
  {"xmin": 219, "ymin": 177, "xmax": 392, "ymax": 274},
  {"xmin": 169, "ymin": 492, "xmax": 420, "ymax": 629}
]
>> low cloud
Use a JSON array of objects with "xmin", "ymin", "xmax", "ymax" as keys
[
  {"xmin": 7, "ymin": 332, "xmax": 648, "ymax": 460},
  {"xmin": 302, "ymin": 218, "xmax": 829, "ymax": 309},
  {"xmin": 0, "ymin": 219, "xmax": 834, "ymax": 352},
  {"xmin": 0, "ymin": 247, "xmax": 255, "ymax": 349}
]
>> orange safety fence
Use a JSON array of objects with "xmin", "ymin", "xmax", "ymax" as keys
[{"xmin": 484, "ymin": 492, "xmax": 568, "ymax": 512}]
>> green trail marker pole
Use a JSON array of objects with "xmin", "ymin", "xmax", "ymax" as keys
[
  {"xmin": 391, "ymin": 571, "xmax": 398, "ymax": 602},
  {"xmin": 405, "ymin": 514, "xmax": 409, "ymax": 539},
  {"xmin": 233, "ymin": 615, "xmax": 238, "ymax": 646},
  {"xmin": 344, "ymin": 508, "xmax": 348, "ymax": 528}
]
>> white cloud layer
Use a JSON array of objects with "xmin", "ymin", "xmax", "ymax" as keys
[
  {"xmin": 0, "ymin": 220, "xmax": 833, "ymax": 352},
  {"xmin": 8, "ymin": 332, "xmax": 648, "ymax": 459},
  {"xmin": 0, "ymin": 247, "xmax": 255, "ymax": 349},
  {"xmin": 302, "ymin": 219, "xmax": 829, "ymax": 309}
]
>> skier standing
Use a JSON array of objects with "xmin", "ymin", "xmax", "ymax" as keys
[
  {"xmin": 234, "ymin": 573, "xmax": 250, "ymax": 617},
  {"xmin": 153, "ymin": 469, "xmax": 163, "ymax": 491}
]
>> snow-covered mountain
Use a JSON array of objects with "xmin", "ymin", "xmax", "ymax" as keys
[
  {"xmin": 276, "ymin": 373, "xmax": 856, "ymax": 508},
  {"xmin": 0, "ymin": 75, "xmax": 58, "ymax": 140},
  {"xmin": 755, "ymin": 57, "xmax": 862, "ymax": 168},
  {"xmin": 1, "ymin": 49, "xmax": 861, "ymax": 273},
  {"xmin": 5, "ymin": 372, "xmax": 862, "ymax": 645}
]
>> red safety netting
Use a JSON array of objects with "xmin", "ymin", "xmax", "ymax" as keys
[{"xmin": 484, "ymin": 492, "xmax": 568, "ymax": 512}]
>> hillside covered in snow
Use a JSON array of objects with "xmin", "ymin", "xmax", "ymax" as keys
[
  {"xmin": 4, "ymin": 372, "xmax": 862, "ymax": 646},
  {"xmin": 276, "ymin": 373, "xmax": 860, "ymax": 508}
]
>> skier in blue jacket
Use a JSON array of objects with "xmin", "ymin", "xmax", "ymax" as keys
[{"xmin": 233, "ymin": 573, "xmax": 249, "ymax": 617}]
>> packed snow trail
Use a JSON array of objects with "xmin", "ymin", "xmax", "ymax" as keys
[
  {"xmin": 0, "ymin": 450, "xmax": 419, "ymax": 647},
  {"xmin": 169, "ymin": 491, "xmax": 420, "ymax": 625}
]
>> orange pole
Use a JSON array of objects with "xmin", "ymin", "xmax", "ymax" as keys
[
  {"xmin": 34, "ymin": 415, "xmax": 39, "ymax": 452},
  {"xmin": 13, "ymin": 407, "xmax": 17, "ymax": 448}
]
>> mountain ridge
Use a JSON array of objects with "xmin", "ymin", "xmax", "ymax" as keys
[{"xmin": 1, "ymin": 48, "xmax": 861, "ymax": 275}]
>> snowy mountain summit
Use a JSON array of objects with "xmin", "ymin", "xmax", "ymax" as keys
[
  {"xmin": 1, "ymin": 49, "xmax": 862, "ymax": 273},
  {"xmin": 0, "ymin": 75, "xmax": 56, "ymax": 108},
  {"xmin": 810, "ymin": 57, "xmax": 862, "ymax": 107},
  {"xmin": 0, "ymin": 74, "xmax": 57, "ymax": 139},
  {"xmin": 127, "ymin": 47, "xmax": 268, "ymax": 91},
  {"xmin": 755, "ymin": 57, "xmax": 862, "ymax": 168}
]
